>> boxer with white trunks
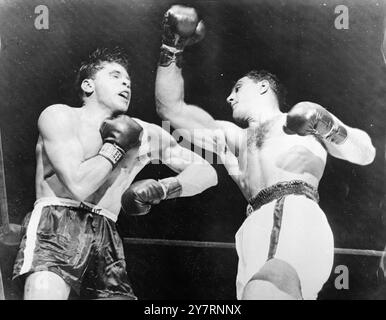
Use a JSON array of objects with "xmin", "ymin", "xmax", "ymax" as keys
[
  {"xmin": 155, "ymin": 5, "xmax": 376, "ymax": 299},
  {"xmin": 13, "ymin": 47, "xmax": 217, "ymax": 300}
]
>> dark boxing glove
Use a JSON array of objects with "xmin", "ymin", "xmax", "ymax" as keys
[
  {"xmin": 99, "ymin": 115, "xmax": 143, "ymax": 167},
  {"xmin": 285, "ymin": 102, "xmax": 347, "ymax": 144},
  {"xmin": 159, "ymin": 5, "xmax": 206, "ymax": 68},
  {"xmin": 121, "ymin": 177, "xmax": 182, "ymax": 216}
]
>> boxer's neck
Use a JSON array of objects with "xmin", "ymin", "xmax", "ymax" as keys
[
  {"xmin": 247, "ymin": 102, "xmax": 282, "ymax": 126},
  {"xmin": 80, "ymin": 101, "xmax": 114, "ymax": 127}
]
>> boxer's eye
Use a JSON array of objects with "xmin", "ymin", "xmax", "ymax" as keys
[{"xmin": 110, "ymin": 71, "xmax": 121, "ymax": 79}]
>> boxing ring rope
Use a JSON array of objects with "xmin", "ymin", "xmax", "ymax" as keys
[{"xmin": 123, "ymin": 237, "xmax": 385, "ymax": 257}]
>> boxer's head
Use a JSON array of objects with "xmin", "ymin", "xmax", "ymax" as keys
[
  {"xmin": 227, "ymin": 70, "xmax": 286, "ymax": 121},
  {"xmin": 76, "ymin": 47, "xmax": 131, "ymax": 113}
]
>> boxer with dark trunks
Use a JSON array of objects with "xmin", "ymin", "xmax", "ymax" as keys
[
  {"xmin": 155, "ymin": 5, "xmax": 376, "ymax": 299},
  {"xmin": 13, "ymin": 47, "xmax": 218, "ymax": 299}
]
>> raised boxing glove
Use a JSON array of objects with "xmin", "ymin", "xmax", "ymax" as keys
[{"xmin": 159, "ymin": 5, "xmax": 206, "ymax": 68}]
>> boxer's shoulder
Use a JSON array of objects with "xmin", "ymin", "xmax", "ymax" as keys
[
  {"xmin": 132, "ymin": 118, "xmax": 167, "ymax": 140},
  {"xmin": 216, "ymin": 120, "xmax": 243, "ymax": 133},
  {"xmin": 216, "ymin": 120, "xmax": 245, "ymax": 153},
  {"xmin": 132, "ymin": 120, "xmax": 180, "ymax": 157},
  {"xmin": 39, "ymin": 104, "xmax": 77, "ymax": 122},
  {"xmin": 130, "ymin": 117, "xmax": 148, "ymax": 129},
  {"xmin": 38, "ymin": 104, "xmax": 79, "ymax": 135}
]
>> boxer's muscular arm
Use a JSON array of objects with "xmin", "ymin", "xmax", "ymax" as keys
[
  {"xmin": 149, "ymin": 124, "xmax": 218, "ymax": 196},
  {"xmin": 155, "ymin": 5, "xmax": 243, "ymax": 154},
  {"xmin": 156, "ymin": 63, "xmax": 242, "ymax": 154},
  {"xmin": 156, "ymin": 63, "xmax": 215, "ymax": 131},
  {"xmin": 323, "ymin": 115, "xmax": 376, "ymax": 165},
  {"xmin": 285, "ymin": 102, "xmax": 376, "ymax": 165},
  {"xmin": 38, "ymin": 105, "xmax": 112, "ymax": 201}
]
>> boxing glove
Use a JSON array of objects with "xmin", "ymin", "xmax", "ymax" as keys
[
  {"xmin": 285, "ymin": 102, "xmax": 347, "ymax": 144},
  {"xmin": 99, "ymin": 115, "xmax": 143, "ymax": 166},
  {"xmin": 159, "ymin": 5, "xmax": 206, "ymax": 67},
  {"xmin": 121, "ymin": 178, "xmax": 182, "ymax": 216}
]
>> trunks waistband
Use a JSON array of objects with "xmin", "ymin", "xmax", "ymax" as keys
[
  {"xmin": 34, "ymin": 197, "xmax": 118, "ymax": 222},
  {"xmin": 246, "ymin": 180, "xmax": 319, "ymax": 217}
]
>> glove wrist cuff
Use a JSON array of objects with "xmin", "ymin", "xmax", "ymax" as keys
[
  {"xmin": 161, "ymin": 43, "xmax": 183, "ymax": 53},
  {"xmin": 158, "ymin": 177, "xmax": 182, "ymax": 200},
  {"xmin": 99, "ymin": 142, "xmax": 125, "ymax": 167},
  {"xmin": 323, "ymin": 123, "xmax": 348, "ymax": 145},
  {"xmin": 159, "ymin": 44, "xmax": 184, "ymax": 68}
]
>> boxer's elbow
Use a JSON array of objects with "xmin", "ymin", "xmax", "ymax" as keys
[
  {"xmin": 356, "ymin": 131, "xmax": 376, "ymax": 166},
  {"xmin": 200, "ymin": 163, "xmax": 218, "ymax": 189},
  {"xmin": 345, "ymin": 140, "xmax": 376, "ymax": 166},
  {"xmin": 359, "ymin": 143, "xmax": 376, "ymax": 166},
  {"xmin": 156, "ymin": 98, "xmax": 183, "ymax": 122},
  {"xmin": 336, "ymin": 129, "xmax": 377, "ymax": 166},
  {"xmin": 180, "ymin": 163, "xmax": 218, "ymax": 197},
  {"xmin": 210, "ymin": 166, "xmax": 219, "ymax": 187}
]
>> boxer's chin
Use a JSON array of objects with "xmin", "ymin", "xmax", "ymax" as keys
[
  {"xmin": 232, "ymin": 111, "xmax": 249, "ymax": 128},
  {"xmin": 114, "ymin": 100, "xmax": 130, "ymax": 113},
  {"xmin": 121, "ymin": 103, "xmax": 129, "ymax": 113},
  {"xmin": 233, "ymin": 110, "xmax": 246, "ymax": 123}
]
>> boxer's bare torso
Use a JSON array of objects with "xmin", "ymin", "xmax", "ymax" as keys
[
  {"xmin": 35, "ymin": 105, "xmax": 161, "ymax": 216},
  {"xmin": 218, "ymin": 113, "xmax": 327, "ymax": 200}
]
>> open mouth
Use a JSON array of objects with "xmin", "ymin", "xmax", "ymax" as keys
[{"xmin": 118, "ymin": 91, "xmax": 129, "ymax": 100}]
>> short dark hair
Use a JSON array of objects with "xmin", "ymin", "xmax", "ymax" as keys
[
  {"xmin": 76, "ymin": 47, "xmax": 130, "ymax": 100},
  {"xmin": 244, "ymin": 70, "xmax": 287, "ymax": 108}
]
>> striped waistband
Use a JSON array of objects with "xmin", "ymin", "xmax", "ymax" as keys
[
  {"xmin": 246, "ymin": 180, "xmax": 319, "ymax": 216},
  {"xmin": 34, "ymin": 197, "xmax": 118, "ymax": 222}
]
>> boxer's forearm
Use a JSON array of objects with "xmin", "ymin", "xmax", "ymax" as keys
[
  {"xmin": 155, "ymin": 63, "xmax": 185, "ymax": 120},
  {"xmin": 156, "ymin": 4, "xmax": 205, "ymax": 123},
  {"xmin": 176, "ymin": 163, "xmax": 218, "ymax": 197},
  {"xmin": 324, "ymin": 118, "xmax": 376, "ymax": 165},
  {"xmin": 61, "ymin": 156, "xmax": 113, "ymax": 201},
  {"xmin": 286, "ymin": 102, "xmax": 376, "ymax": 165},
  {"xmin": 156, "ymin": 64, "xmax": 219, "ymax": 133}
]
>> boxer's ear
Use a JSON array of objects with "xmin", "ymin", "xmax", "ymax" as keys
[
  {"xmin": 258, "ymin": 80, "xmax": 270, "ymax": 95},
  {"xmin": 81, "ymin": 78, "xmax": 95, "ymax": 96}
]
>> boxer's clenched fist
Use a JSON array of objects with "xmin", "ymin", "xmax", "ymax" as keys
[
  {"xmin": 284, "ymin": 102, "xmax": 347, "ymax": 144},
  {"xmin": 100, "ymin": 115, "xmax": 143, "ymax": 151},
  {"xmin": 121, "ymin": 178, "xmax": 182, "ymax": 216},
  {"xmin": 162, "ymin": 5, "xmax": 206, "ymax": 50},
  {"xmin": 98, "ymin": 115, "xmax": 143, "ymax": 166}
]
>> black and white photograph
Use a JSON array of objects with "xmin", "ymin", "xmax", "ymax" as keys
[{"xmin": 0, "ymin": 0, "xmax": 385, "ymax": 304}]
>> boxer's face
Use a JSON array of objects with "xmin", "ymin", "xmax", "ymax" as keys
[
  {"xmin": 90, "ymin": 62, "xmax": 131, "ymax": 113},
  {"xmin": 227, "ymin": 77, "xmax": 263, "ymax": 121}
]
